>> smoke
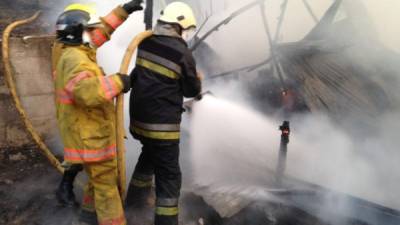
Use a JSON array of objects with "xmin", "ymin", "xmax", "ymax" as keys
[
  {"xmin": 288, "ymin": 112, "xmax": 400, "ymax": 210},
  {"xmin": 186, "ymin": 0, "xmax": 400, "ymax": 219},
  {"xmin": 189, "ymin": 96, "xmax": 400, "ymax": 211},
  {"xmin": 37, "ymin": 0, "xmax": 400, "ymax": 217},
  {"xmin": 86, "ymin": 0, "xmax": 400, "ymax": 213}
]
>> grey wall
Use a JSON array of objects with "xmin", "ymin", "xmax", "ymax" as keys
[
  {"xmin": 0, "ymin": 37, "xmax": 59, "ymax": 149},
  {"xmin": 0, "ymin": 0, "xmax": 67, "ymax": 149}
]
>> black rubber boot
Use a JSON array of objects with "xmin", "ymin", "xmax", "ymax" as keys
[
  {"xmin": 126, "ymin": 185, "xmax": 154, "ymax": 209},
  {"xmin": 56, "ymin": 166, "xmax": 82, "ymax": 207},
  {"xmin": 76, "ymin": 209, "xmax": 98, "ymax": 225},
  {"xmin": 126, "ymin": 186, "xmax": 155, "ymax": 225}
]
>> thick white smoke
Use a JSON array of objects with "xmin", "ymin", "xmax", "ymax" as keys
[
  {"xmin": 189, "ymin": 95, "xmax": 400, "ymax": 211},
  {"xmin": 49, "ymin": 0, "xmax": 400, "ymax": 212},
  {"xmin": 186, "ymin": 0, "xmax": 400, "ymax": 214}
]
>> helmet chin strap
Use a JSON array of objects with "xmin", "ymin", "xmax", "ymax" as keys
[
  {"xmin": 182, "ymin": 27, "xmax": 196, "ymax": 42},
  {"xmin": 82, "ymin": 31, "xmax": 96, "ymax": 48}
]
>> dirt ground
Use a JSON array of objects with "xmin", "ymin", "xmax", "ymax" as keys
[
  {"xmin": 0, "ymin": 146, "xmax": 193, "ymax": 225},
  {"xmin": 0, "ymin": 146, "xmax": 79, "ymax": 225},
  {"xmin": 0, "ymin": 146, "xmax": 158, "ymax": 225},
  {"xmin": 0, "ymin": 146, "xmax": 374, "ymax": 225}
]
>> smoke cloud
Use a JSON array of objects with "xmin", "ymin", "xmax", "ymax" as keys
[
  {"xmin": 186, "ymin": 0, "xmax": 400, "ymax": 217},
  {"xmin": 38, "ymin": 0, "xmax": 400, "ymax": 216}
]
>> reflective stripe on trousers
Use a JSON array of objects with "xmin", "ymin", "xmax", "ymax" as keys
[
  {"xmin": 130, "ymin": 172, "xmax": 153, "ymax": 188},
  {"xmin": 130, "ymin": 124, "xmax": 180, "ymax": 140},
  {"xmin": 64, "ymin": 145, "xmax": 117, "ymax": 162},
  {"xmin": 156, "ymin": 197, "xmax": 179, "ymax": 216},
  {"xmin": 133, "ymin": 121, "xmax": 180, "ymax": 132},
  {"xmin": 156, "ymin": 206, "xmax": 179, "ymax": 216}
]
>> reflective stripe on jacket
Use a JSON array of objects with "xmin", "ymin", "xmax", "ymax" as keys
[
  {"xmin": 92, "ymin": 5, "xmax": 129, "ymax": 48},
  {"xmin": 55, "ymin": 45, "xmax": 123, "ymax": 163}
]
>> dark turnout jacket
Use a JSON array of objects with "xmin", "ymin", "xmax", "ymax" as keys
[{"xmin": 129, "ymin": 24, "xmax": 201, "ymax": 143}]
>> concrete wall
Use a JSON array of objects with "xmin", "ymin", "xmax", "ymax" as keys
[
  {"xmin": 0, "ymin": 0, "xmax": 72, "ymax": 149},
  {"xmin": 0, "ymin": 37, "xmax": 59, "ymax": 149},
  {"xmin": 0, "ymin": 0, "xmax": 77, "ymax": 35}
]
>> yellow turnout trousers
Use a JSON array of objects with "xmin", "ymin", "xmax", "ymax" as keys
[{"xmin": 81, "ymin": 158, "xmax": 126, "ymax": 225}]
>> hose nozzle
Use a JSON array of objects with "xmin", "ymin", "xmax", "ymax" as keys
[
  {"xmin": 195, "ymin": 90, "xmax": 213, "ymax": 101},
  {"xmin": 183, "ymin": 90, "xmax": 214, "ymax": 113}
]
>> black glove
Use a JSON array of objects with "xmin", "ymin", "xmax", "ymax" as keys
[
  {"xmin": 122, "ymin": 0, "xmax": 144, "ymax": 14},
  {"xmin": 118, "ymin": 73, "xmax": 131, "ymax": 93}
]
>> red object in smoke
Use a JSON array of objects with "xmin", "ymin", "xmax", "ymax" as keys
[{"xmin": 282, "ymin": 89, "xmax": 295, "ymax": 112}]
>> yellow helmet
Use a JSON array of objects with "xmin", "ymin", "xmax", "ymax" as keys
[
  {"xmin": 159, "ymin": 2, "xmax": 197, "ymax": 30},
  {"xmin": 64, "ymin": 3, "xmax": 100, "ymax": 26}
]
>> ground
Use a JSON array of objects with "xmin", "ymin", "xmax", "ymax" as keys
[
  {"xmin": 0, "ymin": 146, "xmax": 157, "ymax": 225},
  {"xmin": 0, "ymin": 146, "xmax": 376, "ymax": 225},
  {"xmin": 0, "ymin": 146, "xmax": 78, "ymax": 225},
  {"xmin": 0, "ymin": 146, "xmax": 190, "ymax": 225}
]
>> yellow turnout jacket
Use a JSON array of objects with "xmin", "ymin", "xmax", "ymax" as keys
[
  {"xmin": 55, "ymin": 45, "xmax": 123, "ymax": 163},
  {"xmin": 52, "ymin": 6, "xmax": 129, "ymax": 163}
]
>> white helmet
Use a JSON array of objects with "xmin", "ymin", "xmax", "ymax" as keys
[{"xmin": 159, "ymin": 2, "xmax": 197, "ymax": 30}]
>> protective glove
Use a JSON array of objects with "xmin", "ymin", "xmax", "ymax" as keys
[
  {"xmin": 197, "ymin": 71, "xmax": 204, "ymax": 81},
  {"xmin": 118, "ymin": 73, "xmax": 132, "ymax": 93},
  {"xmin": 122, "ymin": 0, "xmax": 144, "ymax": 14}
]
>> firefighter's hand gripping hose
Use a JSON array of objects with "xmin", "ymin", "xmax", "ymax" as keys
[
  {"xmin": 117, "ymin": 30, "xmax": 153, "ymax": 200},
  {"xmin": 183, "ymin": 91, "xmax": 213, "ymax": 113},
  {"xmin": 2, "ymin": 12, "xmax": 64, "ymax": 174}
]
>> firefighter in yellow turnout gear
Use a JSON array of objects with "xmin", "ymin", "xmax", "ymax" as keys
[{"xmin": 53, "ymin": 1, "xmax": 143, "ymax": 224}]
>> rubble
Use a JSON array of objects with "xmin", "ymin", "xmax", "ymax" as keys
[{"xmin": 9, "ymin": 152, "xmax": 27, "ymax": 161}]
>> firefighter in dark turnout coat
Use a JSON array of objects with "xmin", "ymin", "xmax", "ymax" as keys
[{"xmin": 126, "ymin": 2, "xmax": 201, "ymax": 225}]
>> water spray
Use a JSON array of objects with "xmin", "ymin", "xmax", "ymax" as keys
[{"xmin": 183, "ymin": 90, "xmax": 213, "ymax": 113}]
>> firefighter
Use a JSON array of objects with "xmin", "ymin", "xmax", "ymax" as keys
[
  {"xmin": 53, "ymin": 1, "xmax": 143, "ymax": 224},
  {"xmin": 126, "ymin": 2, "xmax": 202, "ymax": 225}
]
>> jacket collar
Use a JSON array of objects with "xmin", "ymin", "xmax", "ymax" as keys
[
  {"xmin": 153, "ymin": 22, "xmax": 182, "ymax": 38},
  {"xmin": 78, "ymin": 44, "xmax": 97, "ymax": 62}
]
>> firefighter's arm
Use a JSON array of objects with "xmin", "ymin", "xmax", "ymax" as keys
[
  {"xmin": 90, "ymin": 0, "xmax": 143, "ymax": 48},
  {"xmin": 64, "ymin": 59, "xmax": 126, "ymax": 107},
  {"xmin": 180, "ymin": 50, "xmax": 202, "ymax": 98}
]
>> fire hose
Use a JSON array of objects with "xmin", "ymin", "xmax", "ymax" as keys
[
  {"xmin": 2, "ymin": 11, "xmax": 64, "ymax": 173},
  {"xmin": 116, "ymin": 30, "xmax": 153, "ymax": 200},
  {"xmin": 2, "ymin": 12, "xmax": 153, "ymax": 201}
]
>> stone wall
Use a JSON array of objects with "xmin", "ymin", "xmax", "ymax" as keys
[
  {"xmin": 0, "ymin": 0, "xmax": 69, "ymax": 148},
  {"xmin": 0, "ymin": 53, "xmax": 30, "ymax": 148},
  {"xmin": 0, "ymin": 0, "xmax": 80, "ymax": 36},
  {"xmin": 0, "ymin": 37, "xmax": 59, "ymax": 148}
]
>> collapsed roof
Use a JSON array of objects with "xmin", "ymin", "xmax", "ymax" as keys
[
  {"xmin": 276, "ymin": 0, "xmax": 400, "ymax": 120},
  {"xmin": 195, "ymin": 0, "xmax": 400, "ymax": 121}
]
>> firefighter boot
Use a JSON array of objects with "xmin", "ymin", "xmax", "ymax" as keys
[
  {"xmin": 126, "ymin": 185, "xmax": 155, "ymax": 225},
  {"xmin": 56, "ymin": 165, "xmax": 82, "ymax": 207},
  {"xmin": 126, "ymin": 184, "xmax": 155, "ymax": 209}
]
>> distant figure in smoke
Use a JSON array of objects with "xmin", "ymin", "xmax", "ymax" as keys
[
  {"xmin": 126, "ymin": 2, "xmax": 202, "ymax": 225},
  {"xmin": 52, "ymin": 1, "xmax": 143, "ymax": 225}
]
